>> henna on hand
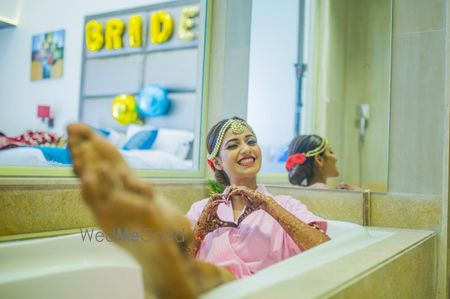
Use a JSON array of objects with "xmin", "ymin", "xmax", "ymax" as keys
[
  {"xmin": 226, "ymin": 187, "xmax": 273, "ymax": 225},
  {"xmin": 263, "ymin": 200, "xmax": 330, "ymax": 251},
  {"xmin": 227, "ymin": 187, "xmax": 270, "ymax": 208},
  {"xmin": 227, "ymin": 187, "xmax": 329, "ymax": 250},
  {"xmin": 187, "ymin": 194, "xmax": 237, "ymax": 257}
]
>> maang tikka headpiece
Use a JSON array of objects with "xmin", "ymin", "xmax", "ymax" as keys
[
  {"xmin": 304, "ymin": 137, "xmax": 328, "ymax": 157},
  {"xmin": 207, "ymin": 119, "xmax": 253, "ymax": 160}
]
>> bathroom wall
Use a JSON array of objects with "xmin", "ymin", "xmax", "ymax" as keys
[
  {"xmin": 388, "ymin": 0, "xmax": 446, "ymax": 195},
  {"xmin": 387, "ymin": 2, "xmax": 448, "ymax": 296},
  {"xmin": 0, "ymin": 181, "xmax": 208, "ymax": 239}
]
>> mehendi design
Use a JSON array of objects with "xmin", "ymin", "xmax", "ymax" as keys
[
  {"xmin": 263, "ymin": 200, "xmax": 330, "ymax": 251},
  {"xmin": 187, "ymin": 188, "xmax": 330, "ymax": 257},
  {"xmin": 309, "ymin": 222, "xmax": 326, "ymax": 234},
  {"xmin": 228, "ymin": 186, "xmax": 330, "ymax": 250},
  {"xmin": 236, "ymin": 205, "xmax": 259, "ymax": 225},
  {"xmin": 227, "ymin": 187, "xmax": 269, "ymax": 225},
  {"xmin": 187, "ymin": 194, "xmax": 237, "ymax": 257}
]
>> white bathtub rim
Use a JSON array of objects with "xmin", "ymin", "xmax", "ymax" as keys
[
  {"xmin": 0, "ymin": 231, "xmax": 141, "ymax": 284},
  {"xmin": 0, "ymin": 220, "xmax": 395, "ymax": 299},
  {"xmin": 201, "ymin": 221, "xmax": 394, "ymax": 299}
]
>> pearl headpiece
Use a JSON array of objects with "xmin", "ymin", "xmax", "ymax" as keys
[
  {"xmin": 304, "ymin": 138, "xmax": 328, "ymax": 157},
  {"xmin": 207, "ymin": 119, "xmax": 253, "ymax": 160},
  {"xmin": 285, "ymin": 137, "xmax": 329, "ymax": 172}
]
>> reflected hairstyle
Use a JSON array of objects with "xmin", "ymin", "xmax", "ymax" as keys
[
  {"xmin": 206, "ymin": 116, "xmax": 249, "ymax": 186},
  {"xmin": 287, "ymin": 135, "xmax": 325, "ymax": 186}
]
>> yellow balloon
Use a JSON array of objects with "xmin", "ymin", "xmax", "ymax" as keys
[{"xmin": 112, "ymin": 94, "xmax": 141, "ymax": 125}]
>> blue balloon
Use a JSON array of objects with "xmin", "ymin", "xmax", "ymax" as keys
[{"xmin": 137, "ymin": 85, "xmax": 170, "ymax": 117}]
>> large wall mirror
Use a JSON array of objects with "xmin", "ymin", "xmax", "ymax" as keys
[
  {"xmin": 0, "ymin": 0, "xmax": 209, "ymax": 177},
  {"xmin": 248, "ymin": 0, "xmax": 392, "ymax": 192}
]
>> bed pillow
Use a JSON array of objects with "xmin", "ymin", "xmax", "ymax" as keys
[
  {"xmin": 106, "ymin": 130, "xmax": 127, "ymax": 148},
  {"xmin": 151, "ymin": 128, "xmax": 194, "ymax": 160},
  {"xmin": 122, "ymin": 129, "xmax": 158, "ymax": 150},
  {"xmin": 90, "ymin": 127, "xmax": 128, "ymax": 148},
  {"xmin": 125, "ymin": 124, "xmax": 194, "ymax": 159}
]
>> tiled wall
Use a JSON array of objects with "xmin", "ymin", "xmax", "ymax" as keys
[
  {"xmin": 266, "ymin": 186, "xmax": 441, "ymax": 229},
  {"xmin": 0, "ymin": 181, "xmax": 208, "ymax": 239},
  {"xmin": 329, "ymin": 235, "xmax": 436, "ymax": 299},
  {"xmin": 388, "ymin": 1, "xmax": 448, "ymax": 297},
  {"xmin": 389, "ymin": 0, "xmax": 446, "ymax": 194}
]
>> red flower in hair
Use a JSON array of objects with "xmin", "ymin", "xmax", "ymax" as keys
[
  {"xmin": 207, "ymin": 159, "xmax": 216, "ymax": 171},
  {"xmin": 285, "ymin": 153, "xmax": 307, "ymax": 172}
]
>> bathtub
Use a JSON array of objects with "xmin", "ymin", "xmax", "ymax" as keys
[{"xmin": 0, "ymin": 220, "xmax": 393, "ymax": 299}]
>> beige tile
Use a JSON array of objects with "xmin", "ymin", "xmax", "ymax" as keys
[
  {"xmin": 266, "ymin": 186, "xmax": 364, "ymax": 224},
  {"xmin": 237, "ymin": 228, "xmax": 435, "ymax": 299},
  {"xmin": 154, "ymin": 183, "xmax": 209, "ymax": 213},
  {"xmin": 0, "ymin": 187, "xmax": 94, "ymax": 236},
  {"xmin": 370, "ymin": 193, "xmax": 441, "ymax": 229},
  {"xmin": 393, "ymin": 0, "xmax": 445, "ymax": 33},
  {"xmin": 330, "ymin": 235, "xmax": 436, "ymax": 299},
  {"xmin": 0, "ymin": 182, "xmax": 208, "ymax": 238},
  {"xmin": 389, "ymin": 30, "xmax": 446, "ymax": 193}
]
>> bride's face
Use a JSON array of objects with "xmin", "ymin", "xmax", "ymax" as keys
[{"xmin": 213, "ymin": 126, "xmax": 262, "ymax": 182}]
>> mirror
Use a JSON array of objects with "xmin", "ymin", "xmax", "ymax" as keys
[
  {"xmin": 0, "ymin": 0, "xmax": 208, "ymax": 176},
  {"xmin": 247, "ymin": 0, "xmax": 392, "ymax": 192}
]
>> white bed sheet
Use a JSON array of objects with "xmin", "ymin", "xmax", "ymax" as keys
[{"xmin": 0, "ymin": 147, "xmax": 192, "ymax": 170}]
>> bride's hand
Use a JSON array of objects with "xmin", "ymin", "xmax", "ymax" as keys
[
  {"xmin": 226, "ymin": 186, "xmax": 274, "ymax": 218},
  {"xmin": 194, "ymin": 194, "xmax": 236, "ymax": 238},
  {"xmin": 336, "ymin": 182, "xmax": 362, "ymax": 191}
]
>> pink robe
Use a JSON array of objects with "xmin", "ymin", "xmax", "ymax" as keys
[{"xmin": 185, "ymin": 185, "xmax": 327, "ymax": 278}]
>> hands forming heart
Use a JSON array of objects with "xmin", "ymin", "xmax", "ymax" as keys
[
  {"xmin": 225, "ymin": 185, "xmax": 272, "ymax": 225},
  {"xmin": 193, "ymin": 193, "xmax": 237, "ymax": 239},
  {"xmin": 194, "ymin": 186, "xmax": 273, "ymax": 239}
]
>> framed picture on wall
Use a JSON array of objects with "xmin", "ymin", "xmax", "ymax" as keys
[{"xmin": 30, "ymin": 29, "xmax": 65, "ymax": 81}]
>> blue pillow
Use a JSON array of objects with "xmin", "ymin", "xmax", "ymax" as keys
[
  {"xmin": 32, "ymin": 146, "xmax": 72, "ymax": 165},
  {"xmin": 122, "ymin": 130, "xmax": 158, "ymax": 150}
]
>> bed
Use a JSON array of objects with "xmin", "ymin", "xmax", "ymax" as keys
[
  {"xmin": 0, "ymin": 147, "xmax": 192, "ymax": 170},
  {"xmin": 0, "ymin": 125, "xmax": 195, "ymax": 170}
]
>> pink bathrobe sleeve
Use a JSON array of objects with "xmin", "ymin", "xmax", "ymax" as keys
[{"xmin": 185, "ymin": 185, "xmax": 327, "ymax": 278}]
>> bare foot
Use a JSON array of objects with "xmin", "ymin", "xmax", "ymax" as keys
[
  {"xmin": 67, "ymin": 123, "xmax": 196, "ymax": 299},
  {"xmin": 67, "ymin": 123, "xmax": 193, "ymax": 242}
]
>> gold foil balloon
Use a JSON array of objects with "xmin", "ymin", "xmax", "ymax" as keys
[{"xmin": 112, "ymin": 94, "xmax": 140, "ymax": 125}]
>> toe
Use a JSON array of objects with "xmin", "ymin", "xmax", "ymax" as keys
[{"xmin": 67, "ymin": 123, "xmax": 95, "ymax": 141}]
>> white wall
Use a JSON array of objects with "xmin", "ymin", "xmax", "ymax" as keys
[
  {"xmin": 0, "ymin": 0, "xmax": 20, "ymax": 23},
  {"xmin": 205, "ymin": 0, "xmax": 252, "ymax": 129},
  {"xmin": 247, "ymin": 0, "xmax": 299, "ymax": 147},
  {"xmin": 0, "ymin": 0, "xmax": 167, "ymax": 135}
]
